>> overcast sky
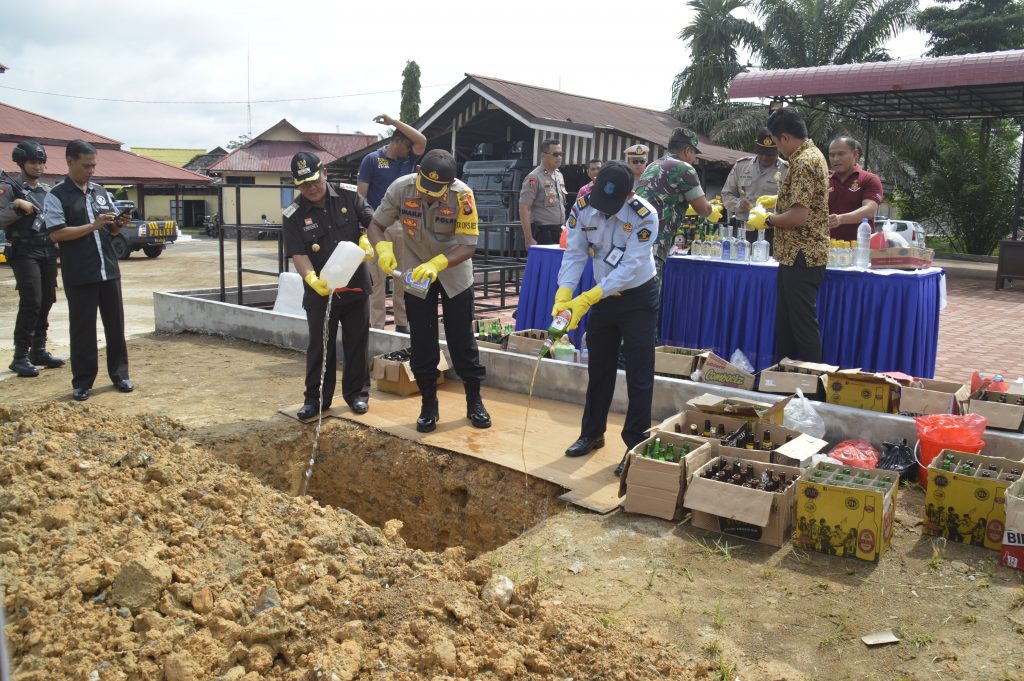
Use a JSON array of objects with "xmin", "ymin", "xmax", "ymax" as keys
[{"xmin": 1, "ymin": 0, "xmax": 931, "ymax": 152}]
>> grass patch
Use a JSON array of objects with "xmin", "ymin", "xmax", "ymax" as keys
[
  {"xmin": 701, "ymin": 640, "xmax": 722, "ymax": 658},
  {"xmin": 1010, "ymin": 588, "xmax": 1024, "ymax": 610},
  {"xmin": 710, "ymin": 602, "xmax": 727, "ymax": 630}
]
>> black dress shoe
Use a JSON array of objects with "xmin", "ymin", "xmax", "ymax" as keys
[
  {"xmin": 72, "ymin": 388, "xmax": 90, "ymax": 402},
  {"xmin": 114, "ymin": 379, "xmax": 134, "ymax": 393},
  {"xmin": 565, "ymin": 435, "xmax": 605, "ymax": 457},
  {"xmin": 467, "ymin": 402, "xmax": 491, "ymax": 429},
  {"xmin": 29, "ymin": 349, "xmax": 65, "ymax": 368},
  {"xmin": 349, "ymin": 400, "xmax": 369, "ymax": 415},
  {"xmin": 416, "ymin": 400, "xmax": 439, "ymax": 433},
  {"xmin": 613, "ymin": 452, "xmax": 629, "ymax": 477},
  {"xmin": 9, "ymin": 356, "xmax": 38, "ymax": 377},
  {"xmin": 297, "ymin": 404, "xmax": 321, "ymax": 420}
]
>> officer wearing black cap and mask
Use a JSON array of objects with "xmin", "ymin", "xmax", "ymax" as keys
[
  {"xmin": 281, "ymin": 151, "xmax": 376, "ymax": 420},
  {"xmin": 1, "ymin": 141, "xmax": 64, "ymax": 377},
  {"xmin": 368, "ymin": 149, "xmax": 491, "ymax": 433},
  {"xmin": 553, "ymin": 161, "xmax": 660, "ymax": 476}
]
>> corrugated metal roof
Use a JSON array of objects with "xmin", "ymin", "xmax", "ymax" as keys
[
  {"xmin": 130, "ymin": 147, "xmax": 207, "ymax": 168},
  {"xmin": 728, "ymin": 50, "xmax": 1024, "ymax": 120},
  {"xmin": 0, "ymin": 101, "xmax": 120, "ymax": 146},
  {"xmin": 208, "ymin": 141, "xmax": 334, "ymax": 173},
  {"xmin": 0, "ymin": 142, "xmax": 212, "ymax": 185},
  {"xmin": 304, "ymin": 132, "xmax": 376, "ymax": 159}
]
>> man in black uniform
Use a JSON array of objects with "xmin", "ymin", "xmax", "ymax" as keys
[
  {"xmin": 43, "ymin": 140, "xmax": 133, "ymax": 401},
  {"xmin": 1, "ymin": 141, "xmax": 64, "ymax": 377},
  {"xmin": 281, "ymin": 152, "xmax": 375, "ymax": 420}
]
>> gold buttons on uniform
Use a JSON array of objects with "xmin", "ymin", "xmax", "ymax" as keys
[
  {"xmin": 311, "ymin": 243, "xmax": 321, "ymax": 253},
  {"xmin": 341, "ymin": 207, "xmax": 348, "ymax": 214}
]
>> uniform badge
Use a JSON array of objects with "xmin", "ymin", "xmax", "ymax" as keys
[
  {"xmin": 304, "ymin": 217, "xmax": 313, "ymax": 225},
  {"xmin": 402, "ymin": 217, "xmax": 417, "ymax": 229},
  {"xmin": 403, "ymin": 199, "xmax": 421, "ymax": 210},
  {"xmin": 458, "ymin": 192, "xmax": 476, "ymax": 216},
  {"xmin": 311, "ymin": 243, "xmax": 321, "ymax": 253},
  {"xmin": 576, "ymin": 196, "xmax": 589, "ymax": 210},
  {"xmin": 568, "ymin": 215, "xmax": 577, "ymax": 229},
  {"xmin": 850, "ymin": 180, "xmax": 861, "ymax": 191},
  {"xmin": 377, "ymin": 158, "xmax": 390, "ymax": 169},
  {"xmin": 628, "ymin": 198, "xmax": 649, "ymax": 217},
  {"xmin": 438, "ymin": 206, "xmax": 455, "ymax": 217},
  {"xmin": 341, "ymin": 207, "xmax": 348, "ymax": 214},
  {"xmin": 637, "ymin": 227, "xmax": 652, "ymax": 242},
  {"xmin": 528, "ymin": 177, "xmax": 539, "ymax": 186},
  {"xmin": 623, "ymin": 222, "xmax": 633, "ymax": 233}
]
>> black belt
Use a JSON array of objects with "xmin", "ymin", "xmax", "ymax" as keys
[{"xmin": 533, "ymin": 224, "xmax": 563, "ymax": 229}]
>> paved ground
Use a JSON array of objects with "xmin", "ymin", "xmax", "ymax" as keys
[{"xmin": 0, "ymin": 238, "xmax": 1020, "ymax": 383}]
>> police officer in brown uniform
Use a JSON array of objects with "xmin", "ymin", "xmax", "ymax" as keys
[
  {"xmin": 369, "ymin": 149, "xmax": 491, "ymax": 433},
  {"xmin": 282, "ymin": 152, "xmax": 375, "ymax": 420},
  {"xmin": 519, "ymin": 139, "xmax": 567, "ymax": 247},
  {"xmin": 722, "ymin": 127, "xmax": 789, "ymax": 242}
]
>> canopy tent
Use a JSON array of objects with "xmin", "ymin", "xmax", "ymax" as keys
[{"xmin": 728, "ymin": 50, "xmax": 1024, "ymax": 238}]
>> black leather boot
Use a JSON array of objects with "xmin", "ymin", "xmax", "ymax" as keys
[
  {"xmin": 29, "ymin": 341, "xmax": 65, "ymax": 369},
  {"xmin": 464, "ymin": 379, "xmax": 492, "ymax": 429},
  {"xmin": 416, "ymin": 379, "xmax": 439, "ymax": 433},
  {"xmin": 9, "ymin": 349, "xmax": 38, "ymax": 377}
]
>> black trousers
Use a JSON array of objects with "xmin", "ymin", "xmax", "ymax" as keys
[
  {"xmin": 303, "ymin": 290, "xmax": 370, "ymax": 407},
  {"xmin": 580, "ymin": 278, "xmax": 659, "ymax": 452},
  {"xmin": 64, "ymin": 279, "xmax": 130, "ymax": 390},
  {"xmin": 775, "ymin": 251, "xmax": 825, "ymax": 362},
  {"xmin": 533, "ymin": 224, "xmax": 562, "ymax": 246},
  {"xmin": 10, "ymin": 244, "xmax": 58, "ymax": 351},
  {"xmin": 405, "ymin": 282, "xmax": 485, "ymax": 384}
]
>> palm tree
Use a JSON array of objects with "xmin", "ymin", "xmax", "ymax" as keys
[{"xmin": 672, "ymin": 0, "xmax": 761, "ymax": 107}]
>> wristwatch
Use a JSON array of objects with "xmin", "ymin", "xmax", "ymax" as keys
[{"xmin": 765, "ymin": 214, "xmax": 774, "ymax": 229}]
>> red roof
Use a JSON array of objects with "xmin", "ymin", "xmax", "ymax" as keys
[
  {"xmin": 208, "ymin": 141, "xmax": 335, "ymax": 173},
  {"xmin": 0, "ymin": 142, "xmax": 212, "ymax": 185},
  {"xmin": 0, "ymin": 101, "xmax": 120, "ymax": 147},
  {"xmin": 731, "ymin": 50, "xmax": 1024, "ymax": 98},
  {"xmin": 304, "ymin": 132, "xmax": 377, "ymax": 159}
]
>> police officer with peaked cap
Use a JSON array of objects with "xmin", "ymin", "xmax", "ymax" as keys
[
  {"xmin": 368, "ymin": 149, "xmax": 491, "ymax": 433},
  {"xmin": 553, "ymin": 161, "xmax": 660, "ymax": 476},
  {"xmin": 721, "ymin": 127, "xmax": 789, "ymax": 240},
  {"xmin": 623, "ymin": 143, "xmax": 650, "ymax": 188},
  {"xmin": 281, "ymin": 151, "xmax": 375, "ymax": 420},
  {"xmin": 1, "ymin": 141, "xmax": 64, "ymax": 377}
]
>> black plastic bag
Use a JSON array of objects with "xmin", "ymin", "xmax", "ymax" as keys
[{"xmin": 877, "ymin": 438, "xmax": 916, "ymax": 482}]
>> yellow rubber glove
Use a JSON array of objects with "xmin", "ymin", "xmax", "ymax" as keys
[
  {"xmin": 708, "ymin": 203, "xmax": 723, "ymax": 223},
  {"xmin": 565, "ymin": 285, "xmax": 603, "ymax": 330},
  {"xmin": 304, "ymin": 271, "xmax": 330, "ymax": 297},
  {"xmin": 411, "ymin": 254, "xmax": 448, "ymax": 284},
  {"xmin": 747, "ymin": 204, "xmax": 770, "ymax": 230},
  {"xmin": 756, "ymin": 194, "xmax": 778, "ymax": 210},
  {"xmin": 685, "ymin": 204, "xmax": 697, "ymax": 216},
  {"xmin": 358, "ymin": 234, "xmax": 374, "ymax": 262},
  {"xmin": 375, "ymin": 240, "xmax": 397, "ymax": 275},
  {"xmin": 551, "ymin": 286, "xmax": 574, "ymax": 317}
]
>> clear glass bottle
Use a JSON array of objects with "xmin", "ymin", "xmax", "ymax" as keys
[
  {"xmin": 690, "ymin": 228, "xmax": 703, "ymax": 257},
  {"xmin": 710, "ymin": 233, "xmax": 722, "ymax": 258},
  {"xmin": 752, "ymin": 228, "xmax": 769, "ymax": 262},
  {"xmin": 734, "ymin": 222, "xmax": 750, "ymax": 262},
  {"xmin": 720, "ymin": 223, "xmax": 732, "ymax": 261}
]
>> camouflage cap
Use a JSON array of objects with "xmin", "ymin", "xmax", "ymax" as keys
[{"xmin": 668, "ymin": 128, "xmax": 701, "ymax": 153}]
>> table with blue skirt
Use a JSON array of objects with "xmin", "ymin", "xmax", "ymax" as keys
[{"xmin": 515, "ymin": 246, "xmax": 946, "ymax": 378}]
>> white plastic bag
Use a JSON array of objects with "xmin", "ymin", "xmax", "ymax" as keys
[
  {"xmin": 728, "ymin": 348, "xmax": 755, "ymax": 374},
  {"xmin": 783, "ymin": 388, "xmax": 826, "ymax": 439}
]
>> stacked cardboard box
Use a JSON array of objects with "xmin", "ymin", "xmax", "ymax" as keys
[
  {"xmin": 620, "ymin": 433, "xmax": 713, "ymax": 520},
  {"xmin": 824, "ymin": 370, "xmax": 901, "ymax": 413},
  {"xmin": 654, "ymin": 346, "xmax": 706, "ymax": 378},
  {"xmin": 758, "ymin": 358, "xmax": 838, "ymax": 399},
  {"xmin": 968, "ymin": 392, "xmax": 1024, "ymax": 432},
  {"xmin": 505, "ymin": 330, "xmax": 547, "ymax": 357},
  {"xmin": 370, "ymin": 348, "xmax": 449, "ymax": 396},
  {"xmin": 1000, "ymin": 477, "xmax": 1024, "ymax": 571},
  {"xmin": 899, "ymin": 379, "xmax": 971, "ymax": 417},
  {"xmin": 794, "ymin": 463, "xmax": 900, "ymax": 561},
  {"xmin": 923, "ymin": 450, "xmax": 1020, "ymax": 551}
]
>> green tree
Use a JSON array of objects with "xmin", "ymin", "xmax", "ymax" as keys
[
  {"xmin": 400, "ymin": 60, "xmax": 421, "ymax": 124},
  {"xmin": 916, "ymin": 0, "xmax": 1024, "ymax": 56},
  {"xmin": 226, "ymin": 134, "xmax": 251, "ymax": 151},
  {"xmin": 672, "ymin": 0, "xmax": 760, "ymax": 106}
]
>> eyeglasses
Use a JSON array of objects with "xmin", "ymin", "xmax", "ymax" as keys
[
  {"xmin": 543, "ymin": 151, "xmax": 563, "ymax": 157},
  {"xmin": 628, "ymin": 158, "xmax": 646, "ymax": 164}
]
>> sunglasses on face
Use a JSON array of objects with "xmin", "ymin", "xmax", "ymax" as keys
[
  {"xmin": 629, "ymin": 158, "xmax": 646, "ymax": 164},
  {"xmin": 543, "ymin": 151, "xmax": 563, "ymax": 157}
]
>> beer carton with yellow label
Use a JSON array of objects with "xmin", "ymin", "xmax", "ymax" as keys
[
  {"xmin": 923, "ymin": 449, "xmax": 1018, "ymax": 551},
  {"xmin": 824, "ymin": 370, "xmax": 901, "ymax": 413},
  {"xmin": 794, "ymin": 463, "xmax": 899, "ymax": 562},
  {"xmin": 697, "ymin": 351, "xmax": 756, "ymax": 391},
  {"xmin": 1000, "ymin": 477, "xmax": 1024, "ymax": 571}
]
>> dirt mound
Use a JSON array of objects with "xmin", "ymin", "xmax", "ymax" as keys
[{"xmin": 1, "ymin": 404, "xmax": 707, "ymax": 680}]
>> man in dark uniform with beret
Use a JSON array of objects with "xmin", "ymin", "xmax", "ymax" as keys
[{"xmin": 282, "ymin": 152, "xmax": 375, "ymax": 420}]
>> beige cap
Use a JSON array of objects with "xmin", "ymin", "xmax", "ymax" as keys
[{"xmin": 624, "ymin": 143, "xmax": 649, "ymax": 158}]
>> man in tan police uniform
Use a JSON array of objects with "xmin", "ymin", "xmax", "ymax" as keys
[
  {"xmin": 519, "ymin": 138, "xmax": 566, "ymax": 247},
  {"xmin": 369, "ymin": 149, "xmax": 491, "ymax": 433},
  {"xmin": 722, "ymin": 127, "xmax": 789, "ymax": 240}
]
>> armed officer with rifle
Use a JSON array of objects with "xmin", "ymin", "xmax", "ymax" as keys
[{"xmin": 1, "ymin": 141, "xmax": 65, "ymax": 377}]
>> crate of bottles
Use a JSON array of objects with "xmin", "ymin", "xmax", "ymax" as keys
[
  {"xmin": 924, "ymin": 450, "xmax": 1021, "ymax": 551},
  {"xmin": 685, "ymin": 453, "xmax": 803, "ymax": 547},
  {"xmin": 758, "ymin": 358, "xmax": 838, "ymax": 399},
  {"xmin": 370, "ymin": 347, "xmax": 449, "ymax": 396},
  {"xmin": 794, "ymin": 463, "xmax": 899, "ymax": 562},
  {"xmin": 654, "ymin": 346, "xmax": 706, "ymax": 378},
  {"xmin": 472, "ymin": 317, "xmax": 516, "ymax": 351},
  {"xmin": 968, "ymin": 391, "xmax": 1024, "ymax": 432},
  {"xmin": 620, "ymin": 433, "xmax": 713, "ymax": 521},
  {"xmin": 1000, "ymin": 476, "xmax": 1024, "ymax": 571}
]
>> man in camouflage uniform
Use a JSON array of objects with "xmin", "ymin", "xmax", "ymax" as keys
[{"xmin": 635, "ymin": 128, "xmax": 721, "ymax": 273}]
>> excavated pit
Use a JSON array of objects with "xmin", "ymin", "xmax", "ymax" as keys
[{"xmin": 206, "ymin": 419, "xmax": 566, "ymax": 557}]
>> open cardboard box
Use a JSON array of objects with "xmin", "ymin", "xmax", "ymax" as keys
[
  {"xmin": 370, "ymin": 348, "xmax": 449, "ymax": 396},
  {"xmin": 968, "ymin": 392, "xmax": 1024, "ymax": 432},
  {"xmin": 654, "ymin": 346, "xmax": 706, "ymax": 378},
  {"xmin": 899, "ymin": 378, "xmax": 971, "ymax": 417},
  {"xmin": 687, "ymin": 392, "xmax": 790, "ymax": 426},
  {"xmin": 505, "ymin": 329, "xmax": 547, "ymax": 357},
  {"xmin": 684, "ymin": 455, "xmax": 803, "ymax": 547},
  {"xmin": 697, "ymin": 351, "xmax": 756, "ymax": 391},
  {"xmin": 870, "ymin": 246, "xmax": 934, "ymax": 269},
  {"xmin": 472, "ymin": 316, "xmax": 516, "ymax": 350},
  {"xmin": 1001, "ymin": 477, "xmax": 1024, "ymax": 571},
  {"xmin": 618, "ymin": 434, "xmax": 714, "ymax": 521},
  {"xmin": 824, "ymin": 370, "xmax": 901, "ymax": 413},
  {"xmin": 758, "ymin": 358, "xmax": 837, "ymax": 399}
]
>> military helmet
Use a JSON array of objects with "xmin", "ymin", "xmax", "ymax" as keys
[{"xmin": 12, "ymin": 141, "xmax": 47, "ymax": 165}]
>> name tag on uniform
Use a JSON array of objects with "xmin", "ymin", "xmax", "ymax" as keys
[{"xmin": 603, "ymin": 246, "xmax": 625, "ymax": 268}]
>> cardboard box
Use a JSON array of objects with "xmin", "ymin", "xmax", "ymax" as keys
[
  {"xmin": 370, "ymin": 348, "xmax": 449, "ymax": 396},
  {"xmin": 870, "ymin": 246, "xmax": 934, "ymax": 269},
  {"xmin": 824, "ymin": 370, "xmax": 901, "ymax": 414},
  {"xmin": 758, "ymin": 359, "xmax": 837, "ymax": 399},
  {"xmin": 505, "ymin": 329, "xmax": 547, "ymax": 357},
  {"xmin": 687, "ymin": 393, "xmax": 790, "ymax": 427},
  {"xmin": 685, "ymin": 457, "xmax": 803, "ymax": 547},
  {"xmin": 899, "ymin": 379, "xmax": 971, "ymax": 417},
  {"xmin": 1000, "ymin": 477, "xmax": 1024, "ymax": 571},
  {"xmin": 923, "ymin": 449, "xmax": 1019, "ymax": 551},
  {"xmin": 654, "ymin": 410, "xmax": 827, "ymax": 468},
  {"xmin": 794, "ymin": 463, "xmax": 900, "ymax": 561},
  {"xmin": 968, "ymin": 393, "xmax": 1024, "ymax": 432},
  {"xmin": 472, "ymin": 316, "xmax": 516, "ymax": 350},
  {"xmin": 619, "ymin": 433, "xmax": 714, "ymax": 520},
  {"xmin": 697, "ymin": 352, "xmax": 756, "ymax": 391},
  {"xmin": 654, "ymin": 346, "xmax": 706, "ymax": 378}
]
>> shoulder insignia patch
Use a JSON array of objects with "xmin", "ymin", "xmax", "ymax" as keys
[
  {"xmin": 628, "ymin": 198, "xmax": 649, "ymax": 217},
  {"xmin": 338, "ymin": 182, "xmax": 357, "ymax": 192},
  {"xmin": 568, "ymin": 214, "xmax": 577, "ymax": 229},
  {"xmin": 637, "ymin": 227, "xmax": 652, "ymax": 243},
  {"xmin": 575, "ymin": 195, "xmax": 589, "ymax": 210},
  {"xmin": 282, "ymin": 202, "xmax": 299, "ymax": 218}
]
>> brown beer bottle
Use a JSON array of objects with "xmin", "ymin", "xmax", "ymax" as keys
[{"xmin": 703, "ymin": 419, "xmax": 713, "ymax": 437}]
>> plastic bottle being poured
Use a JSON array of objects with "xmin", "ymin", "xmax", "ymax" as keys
[{"xmin": 539, "ymin": 309, "xmax": 573, "ymax": 358}]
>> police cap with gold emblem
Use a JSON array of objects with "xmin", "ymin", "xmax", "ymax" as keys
[
  {"xmin": 415, "ymin": 149, "xmax": 457, "ymax": 197},
  {"xmin": 623, "ymin": 143, "xmax": 649, "ymax": 160},
  {"xmin": 291, "ymin": 151, "xmax": 323, "ymax": 185},
  {"xmin": 754, "ymin": 127, "xmax": 778, "ymax": 155}
]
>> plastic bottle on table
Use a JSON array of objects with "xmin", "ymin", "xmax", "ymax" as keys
[
  {"xmin": 990, "ymin": 374, "xmax": 1009, "ymax": 392},
  {"xmin": 855, "ymin": 218, "xmax": 871, "ymax": 268}
]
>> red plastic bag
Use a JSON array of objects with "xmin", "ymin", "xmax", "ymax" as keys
[
  {"xmin": 828, "ymin": 439, "xmax": 880, "ymax": 469},
  {"xmin": 914, "ymin": 414, "xmax": 987, "ymax": 448}
]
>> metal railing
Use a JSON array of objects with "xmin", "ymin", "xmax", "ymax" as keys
[{"xmin": 217, "ymin": 182, "xmax": 287, "ymax": 305}]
